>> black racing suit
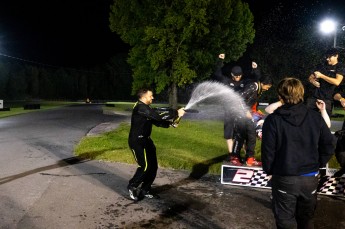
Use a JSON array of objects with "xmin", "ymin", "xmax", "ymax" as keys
[
  {"xmin": 232, "ymin": 81, "xmax": 264, "ymax": 159},
  {"xmin": 128, "ymin": 101, "xmax": 178, "ymax": 192},
  {"xmin": 213, "ymin": 60, "xmax": 245, "ymax": 139}
]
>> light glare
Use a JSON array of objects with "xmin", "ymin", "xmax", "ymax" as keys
[{"xmin": 320, "ymin": 19, "xmax": 337, "ymax": 34}]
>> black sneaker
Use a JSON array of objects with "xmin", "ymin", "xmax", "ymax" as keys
[{"xmin": 127, "ymin": 185, "xmax": 139, "ymax": 201}]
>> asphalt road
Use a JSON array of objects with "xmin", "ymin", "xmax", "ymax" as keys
[{"xmin": 0, "ymin": 104, "xmax": 344, "ymax": 229}]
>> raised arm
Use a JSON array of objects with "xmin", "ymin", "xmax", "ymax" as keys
[
  {"xmin": 308, "ymin": 73, "xmax": 320, "ymax": 88},
  {"xmin": 334, "ymin": 93, "xmax": 345, "ymax": 108},
  {"xmin": 265, "ymin": 101, "xmax": 282, "ymax": 114},
  {"xmin": 250, "ymin": 61, "xmax": 262, "ymax": 81},
  {"xmin": 314, "ymin": 71, "xmax": 343, "ymax": 86},
  {"xmin": 213, "ymin": 54, "xmax": 226, "ymax": 82},
  {"xmin": 316, "ymin": 99, "xmax": 331, "ymax": 128}
]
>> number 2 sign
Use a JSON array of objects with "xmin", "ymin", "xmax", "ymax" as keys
[{"xmin": 232, "ymin": 169, "xmax": 254, "ymax": 183}]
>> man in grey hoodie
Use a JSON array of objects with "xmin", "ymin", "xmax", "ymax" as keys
[{"xmin": 261, "ymin": 78, "xmax": 336, "ymax": 229}]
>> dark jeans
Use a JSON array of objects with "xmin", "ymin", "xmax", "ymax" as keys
[
  {"xmin": 128, "ymin": 137, "xmax": 158, "ymax": 192},
  {"xmin": 271, "ymin": 175, "xmax": 318, "ymax": 229}
]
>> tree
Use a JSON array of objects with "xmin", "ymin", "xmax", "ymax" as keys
[
  {"xmin": 39, "ymin": 68, "xmax": 55, "ymax": 99},
  {"xmin": 0, "ymin": 61, "xmax": 10, "ymax": 99},
  {"xmin": 25, "ymin": 65, "xmax": 40, "ymax": 99},
  {"xmin": 109, "ymin": 0, "xmax": 255, "ymax": 108},
  {"xmin": 6, "ymin": 63, "xmax": 27, "ymax": 99},
  {"xmin": 105, "ymin": 53, "xmax": 132, "ymax": 100}
]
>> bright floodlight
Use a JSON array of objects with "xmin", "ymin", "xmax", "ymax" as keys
[{"xmin": 320, "ymin": 19, "xmax": 337, "ymax": 34}]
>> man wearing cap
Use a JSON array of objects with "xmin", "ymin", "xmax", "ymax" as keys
[
  {"xmin": 213, "ymin": 53, "xmax": 261, "ymax": 164},
  {"xmin": 308, "ymin": 48, "xmax": 345, "ymax": 116},
  {"xmin": 232, "ymin": 76, "xmax": 273, "ymax": 166}
]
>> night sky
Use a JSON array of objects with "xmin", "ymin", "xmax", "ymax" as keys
[
  {"xmin": 0, "ymin": 0, "xmax": 128, "ymax": 67},
  {"xmin": 0, "ymin": 0, "xmax": 344, "ymax": 68}
]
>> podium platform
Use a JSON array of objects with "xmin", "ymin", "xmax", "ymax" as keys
[{"xmin": 221, "ymin": 164, "xmax": 345, "ymax": 197}]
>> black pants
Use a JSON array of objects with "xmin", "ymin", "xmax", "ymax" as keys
[
  {"xmin": 271, "ymin": 175, "xmax": 318, "ymax": 229},
  {"xmin": 335, "ymin": 121, "xmax": 345, "ymax": 167},
  {"xmin": 232, "ymin": 118, "xmax": 256, "ymax": 158},
  {"xmin": 128, "ymin": 137, "xmax": 158, "ymax": 192}
]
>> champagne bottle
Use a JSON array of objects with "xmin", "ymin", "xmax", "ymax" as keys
[{"xmin": 171, "ymin": 116, "xmax": 182, "ymax": 128}]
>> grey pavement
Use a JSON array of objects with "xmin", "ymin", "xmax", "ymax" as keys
[{"xmin": 0, "ymin": 105, "xmax": 344, "ymax": 228}]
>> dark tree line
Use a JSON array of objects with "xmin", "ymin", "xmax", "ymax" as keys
[
  {"xmin": 1, "ymin": 0, "xmax": 344, "ymax": 105},
  {"xmin": 0, "ymin": 53, "xmax": 133, "ymax": 102}
]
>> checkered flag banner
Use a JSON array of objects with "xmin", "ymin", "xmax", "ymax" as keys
[{"xmin": 221, "ymin": 165, "xmax": 345, "ymax": 197}]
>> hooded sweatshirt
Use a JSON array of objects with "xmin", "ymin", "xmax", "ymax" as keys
[{"xmin": 261, "ymin": 103, "xmax": 336, "ymax": 176}]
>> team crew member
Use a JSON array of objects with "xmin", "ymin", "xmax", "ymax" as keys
[
  {"xmin": 332, "ymin": 93, "xmax": 345, "ymax": 174},
  {"xmin": 262, "ymin": 78, "xmax": 335, "ymax": 229},
  {"xmin": 213, "ymin": 53, "xmax": 261, "ymax": 162},
  {"xmin": 308, "ymin": 48, "xmax": 345, "ymax": 116},
  {"xmin": 127, "ymin": 88, "xmax": 185, "ymax": 201},
  {"xmin": 231, "ymin": 76, "xmax": 272, "ymax": 166}
]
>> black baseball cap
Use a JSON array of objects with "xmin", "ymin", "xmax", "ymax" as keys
[
  {"xmin": 231, "ymin": 66, "xmax": 243, "ymax": 76},
  {"xmin": 325, "ymin": 48, "xmax": 339, "ymax": 58}
]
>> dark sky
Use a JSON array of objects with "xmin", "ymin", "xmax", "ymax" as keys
[
  {"xmin": 0, "ymin": 0, "xmax": 344, "ymax": 68},
  {"xmin": 0, "ymin": 0, "xmax": 128, "ymax": 67},
  {"xmin": 246, "ymin": 0, "xmax": 345, "ymax": 25}
]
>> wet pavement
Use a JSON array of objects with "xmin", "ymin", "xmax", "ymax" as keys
[
  {"xmin": 0, "ymin": 106, "xmax": 344, "ymax": 228},
  {"xmin": 10, "ymin": 159, "xmax": 344, "ymax": 229}
]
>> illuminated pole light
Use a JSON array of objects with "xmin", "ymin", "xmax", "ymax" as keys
[{"xmin": 320, "ymin": 19, "xmax": 337, "ymax": 48}]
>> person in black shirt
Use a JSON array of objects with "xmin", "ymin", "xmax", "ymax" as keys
[
  {"xmin": 232, "ymin": 76, "xmax": 272, "ymax": 166},
  {"xmin": 127, "ymin": 88, "xmax": 185, "ymax": 201},
  {"xmin": 213, "ymin": 53, "xmax": 261, "ymax": 164},
  {"xmin": 308, "ymin": 48, "xmax": 345, "ymax": 116}
]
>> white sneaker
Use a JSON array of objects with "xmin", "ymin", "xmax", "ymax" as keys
[{"xmin": 128, "ymin": 186, "xmax": 138, "ymax": 201}]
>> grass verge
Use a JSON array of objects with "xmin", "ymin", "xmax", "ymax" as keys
[
  {"xmin": 74, "ymin": 120, "xmax": 230, "ymax": 174},
  {"xmin": 74, "ymin": 118, "xmax": 342, "ymax": 175}
]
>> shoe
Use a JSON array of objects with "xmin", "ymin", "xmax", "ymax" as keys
[
  {"xmin": 230, "ymin": 156, "xmax": 243, "ymax": 166},
  {"xmin": 246, "ymin": 157, "xmax": 262, "ymax": 167},
  {"xmin": 127, "ymin": 185, "xmax": 139, "ymax": 201},
  {"xmin": 141, "ymin": 190, "xmax": 160, "ymax": 199}
]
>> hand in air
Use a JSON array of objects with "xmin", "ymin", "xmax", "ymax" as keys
[
  {"xmin": 178, "ymin": 108, "xmax": 185, "ymax": 117},
  {"xmin": 316, "ymin": 99, "xmax": 326, "ymax": 111},
  {"xmin": 219, "ymin": 54, "xmax": 225, "ymax": 59},
  {"xmin": 314, "ymin": 71, "xmax": 323, "ymax": 79},
  {"xmin": 309, "ymin": 74, "xmax": 320, "ymax": 88},
  {"xmin": 340, "ymin": 100, "xmax": 345, "ymax": 109}
]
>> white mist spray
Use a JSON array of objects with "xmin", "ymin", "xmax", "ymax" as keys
[{"xmin": 184, "ymin": 81, "xmax": 247, "ymax": 119}]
